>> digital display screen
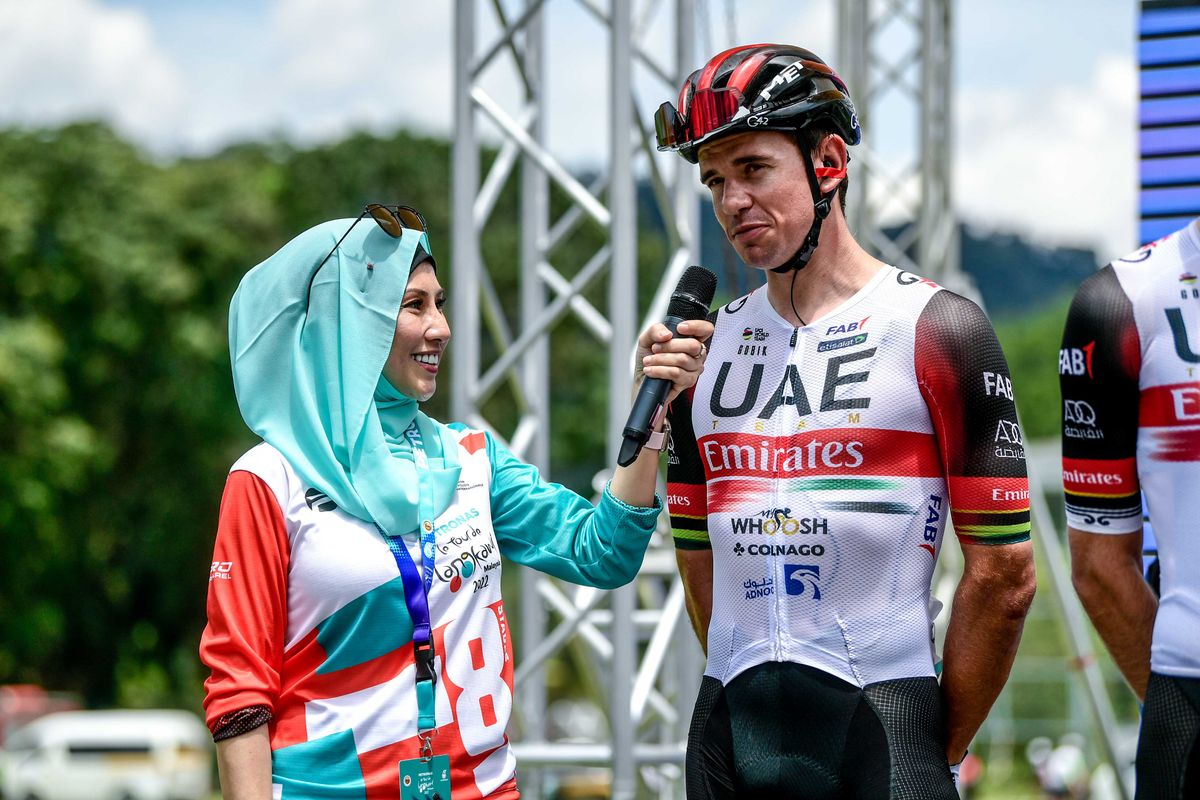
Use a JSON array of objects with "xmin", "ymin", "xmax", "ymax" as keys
[{"xmin": 1140, "ymin": 1, "xmax": 1200, "ymax": 244}]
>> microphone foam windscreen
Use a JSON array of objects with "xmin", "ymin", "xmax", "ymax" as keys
[{"xmin": 667, "ymin": 265, "xmax": 718, "ymax": 320}]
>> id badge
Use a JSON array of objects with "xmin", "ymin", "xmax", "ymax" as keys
[{"xmin": 399, "ymin": 754, "xmax": 451, "ymax": 800}]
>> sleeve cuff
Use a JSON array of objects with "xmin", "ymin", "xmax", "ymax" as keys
[
  {"xmin": 601, "ymin": 480, "xmax": 663, "ymax": 525},
  {"xmin": 212, "ymin": 705, "xmax": 273, "ymax": 742}
]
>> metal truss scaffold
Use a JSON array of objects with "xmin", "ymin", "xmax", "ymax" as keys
[
  {"xmin": 451, "ymin": 1, "xmax": 702, "ymax": 798},
  {"xmin": 837, "ymin": 0, "xmax": 963, "ymax": 290}
]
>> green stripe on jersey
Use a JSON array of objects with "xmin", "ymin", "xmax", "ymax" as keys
[
  {"xmin": 784, "ymin": 478, "xmax": 904, "ymax": 492},
  {"xmin": 672, "ymin": 527, "xmax": 710, "ymax": 543},
  {"xmin": 673, "ymin": 534, "xmax": 712, "ymax": 551},
  {"xmin": 956, "ymin": 522, "xmax": 1032, "ymax": 536}
]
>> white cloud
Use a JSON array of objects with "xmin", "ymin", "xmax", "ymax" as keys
[
  {"xmin": 0, "ymin": 0, "xmax": 185, "ymax": 148},
  {"xmin": 262, "ymin": 0, "xmax": 453, "ymax": 144},
  {"xmin": 955, "ymin": 53, "xmax": 1137, "ymax": 261}
]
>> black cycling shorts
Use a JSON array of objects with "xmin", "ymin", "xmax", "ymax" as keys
[
  {"xmin": 685, "ymin": 662, "xmax": 956, "ymax": 800},
  {"xmin": 1136, "ymin": 672, "xmax": 1200, "ymax": 799}
]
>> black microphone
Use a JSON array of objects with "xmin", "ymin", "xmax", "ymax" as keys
[{"xmin": 617, "ymin": 265, "xmax": 717, "ymax": 466}]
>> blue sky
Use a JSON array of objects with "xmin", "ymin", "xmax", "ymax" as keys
[{"xmin": 0, "ymin": 0, "xmax": 1138, "ymax": 258}]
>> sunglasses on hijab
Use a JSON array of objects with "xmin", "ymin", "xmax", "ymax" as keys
[{"xmin": 306, "ymin": 203, "xmax": 429, "ymax": 309}]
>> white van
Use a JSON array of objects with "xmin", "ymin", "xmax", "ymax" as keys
[{"xmin": 0, "ymin": 709, "xmax": 211, "ymax": 800}]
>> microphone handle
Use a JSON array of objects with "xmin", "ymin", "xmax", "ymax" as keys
[{"xmin": 617, "ymin": 314, "xmax": 686, "ymax": 467}]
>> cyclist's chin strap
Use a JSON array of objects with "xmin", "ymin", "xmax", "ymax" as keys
[{"xmin": 770, "ymin": 158, "xmax": 846, "ymax": 274}]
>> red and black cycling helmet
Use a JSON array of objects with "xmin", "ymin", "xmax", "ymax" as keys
[{"xmin": 654, "ymin": 44, "xmax": 860, "ymax": 164}]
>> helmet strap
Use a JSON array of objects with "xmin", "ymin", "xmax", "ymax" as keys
[{"xmin": 770, "ymin": 154, "xmax": 842, "ymax": 274}]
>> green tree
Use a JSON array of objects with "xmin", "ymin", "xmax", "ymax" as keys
[{"xmin": 0, "ymin": 123, "xmax": 282, "ymax": 704}]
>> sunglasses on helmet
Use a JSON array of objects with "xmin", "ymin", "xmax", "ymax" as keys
[
  {"xmin": 654, "ymin": 87, "xmax": 746, "ymax": 152},
  {"xmin": 306, "ymin": 204, "xmax": 428, "ymax": 309}
]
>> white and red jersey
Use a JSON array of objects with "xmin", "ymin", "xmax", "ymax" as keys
[
  {"xmin": 1060, "ymin": 222, "xmax": 1200, "ymax": 678},
  {"xmin": 667, "ymin": 265, "xmax": 1031, "ymax": 689},
  {"xmin": 202, "ymin": 427, "xmax": 659, "ymax": 799}
]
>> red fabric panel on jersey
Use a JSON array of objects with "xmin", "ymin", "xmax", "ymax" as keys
[
  {"xmin": 666, "ymin": 482, "xmax": 707, "ymax": 511},
  {"xmin": 1061, "ymin": 457, "xmax": 1139, "ymax": 497},
  {"xmin": 1149, "ymin": 428, "xmax": 1200, "ymax": 462},
  {"xmin": 201, "ymin": 470, "xmax": 291, "ymax": 734},
  {"xmin": 694, "ymin": 428, "xmax": 942, "ymax": 483},
  {"xmin": 947, "ymin": 477, "xmax": 1031, "ymax": 511},
  {"xmin": 1140, "ymin": 382, "xmax": 1200, "ymax": 427},
  {"xmin": 268, "ymin": 633, "xmax": 421, "ymax": 750}
]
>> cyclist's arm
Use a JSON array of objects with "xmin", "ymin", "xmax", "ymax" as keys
[
  {"xmin": 676, "ymin": 550, "xmax": 713, "ymax": 653},
  {"xmin": 1059, "ymin": 266, "xmax": 1152, "ymax": 698},
  {"xmin": 942, "ymin": 540, "xmax": 1035, "ymax": 762},
  {"xmin": 916, "ymin": 291, "xmax": 1036, "ymax": 764},
  {"xmin": 1068, "ymin": 527, "xmax": 1154, "ymax": 698},
  {"xmin": 667, "ymin": 384, "xmax": 712, "ymax": 651}
]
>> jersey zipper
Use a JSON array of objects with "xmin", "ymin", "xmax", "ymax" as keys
[{"xmin": 772, "ymin": 325, "xmax": 802, "ymax": 662}]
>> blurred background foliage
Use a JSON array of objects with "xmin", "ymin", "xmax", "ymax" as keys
[{"xmin": 0, "ymin": 121, "xmax": 1083, "ymax": 711}]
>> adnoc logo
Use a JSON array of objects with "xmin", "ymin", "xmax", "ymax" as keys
[{"xmin": 783, "ymin": 564, "xmax": 821, "ymax": 599}]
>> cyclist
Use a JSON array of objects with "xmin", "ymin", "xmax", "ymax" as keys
[
  {"xmin": 1061, "ymin": 221, "xmax": 1200, "ymax": 798},
  {"xmin": 654, "ymin": 44, "xmax": 1037, "ymax": 798}
]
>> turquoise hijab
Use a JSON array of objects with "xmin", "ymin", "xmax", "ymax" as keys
[{"xmin": 229, "ymin": 218, "xmax": 460, "ymax": 537}]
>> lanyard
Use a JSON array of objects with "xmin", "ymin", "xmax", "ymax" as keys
[{"xmin": 381, "ymin": 421, "xmax": 439, "ymax": 749}]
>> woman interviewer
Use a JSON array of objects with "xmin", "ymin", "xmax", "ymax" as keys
[{"xmin": 199, "ymin": 206, "xmax": 711, "ymax": 800}]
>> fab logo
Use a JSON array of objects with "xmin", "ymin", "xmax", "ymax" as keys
[
  {"xmin": 920, "ymin": 495, "xmax": 942, "ymax": 557},
  {"xmin": 825, "ymin": 316, "xmax": 870, "ymax": 336}
]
